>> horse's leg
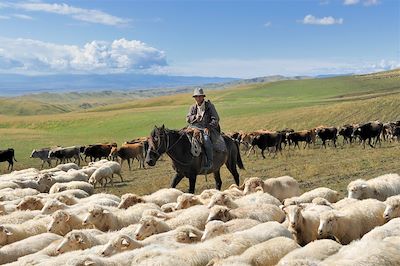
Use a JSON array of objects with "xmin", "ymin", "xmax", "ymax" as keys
[
  {"xmin": 188, "ymin": 174, "xmax": 197, "ymax": 194},
  {"xmin": 213, "ymin": 170, "xmax": 222, "ymax": 190},
  {"xmin": 171, "ymin": 173, "xmax": 185, "ymax": 188}
]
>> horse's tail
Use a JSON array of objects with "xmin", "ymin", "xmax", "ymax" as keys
[{"xmin": 234, "ymin": 139, "xmax": 245, "ymax": 170}]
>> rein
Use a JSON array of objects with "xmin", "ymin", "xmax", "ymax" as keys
[{"xmin": 153, "ymin": 129, "xmax": 193, "ymax": 166}]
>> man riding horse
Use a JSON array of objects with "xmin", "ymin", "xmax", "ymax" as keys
[{"xmin": 186, "ymin": 88, "xmax": 220, "ymax": 171}]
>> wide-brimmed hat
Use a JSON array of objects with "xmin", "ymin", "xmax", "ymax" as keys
[{"xmin": 192, "ymin": 88, "xmax": 206, "ymax": 97}]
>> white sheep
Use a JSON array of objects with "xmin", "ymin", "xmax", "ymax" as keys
[
  {"xmin": 322, "ymin": 238, "xmax": 400, "ymax": 265},
  {"xmin": 48, "ymin": 210, "xmax": 89, "ymax": 236},
  {"xmin": 56, "ymin": 192, "xmax": 120, "ymax": 207},
  {"xmin": 82, "ymin": 203, "xmax": 159, "ymax": 231},
  {"xmin": 0, "ymin": 216, "xmax": 50, "ymax": 245},
  {"xmin": 243, "ymin": 176, "xmax": 301, "ymax": 201},
  {"xmin": 347, "ymin": 173, "xmax": 400, "ymax": 201},
  {"xmin": 283, "ymin": 187, "xmax": 339, "ymax": 206},
  {"xmin": 0, "ymin": 181, "xmax": 21, "ymax": 190},
  {"xmin": 16, "ymin": 195, "xmax": 45, "ymax": 211},
  {"xmin": 88, "ymin": 166, "xmax": 114, "ymax": 188},
  {"xmin": 361, "ymin": 218, "xmax": 400, "ymax": 242},
  {"xmin": 0, "ymin": 188, "xmax": 39, "ymax": 201},
  {"xmin": 383, "ymin": 195, "xmax": 400, "ymax": 221},
  {"xmin": 103, "ymin": 161, "xmax": 124, "ymax": 183},
  {"xmin": 0, "ymin": 210, "xmax": 42, "ymax": 224},
  {"xmin": 134, "ymin": 205, "xmax": 209, "ymax": 240},
  {"xmin": 207, "ymin": 190, "xmax": 281, "ymax": 209},
  {"xmin": 210, "ymin": 236, "xmax": 300, "ymax": 266},
  {"xmin": 175, "ymin": 193, "xmax": 206, "ymax": 210},
  {"xmin": 55, "ymin": 163, "xmax": 79, "ymax": 172},
  {"xmin": 56, "ymin": 229, "xmax": 110, "ymax": 254},
  {"xmin": 207, "ymin": 204, "xmax": 285, "ymax": 223},
  {"xmin": 101, "ymin": 225, "xmax": 202, "ymax": 256},
  {"xmin": 277, "ymin": 239, "xmax": 342, "ymax": 266},
  {"xmin": 0, "ymin": 232, "xmax": 62, "ymax": 264},
  {"xmin": 201, "ymin": 219, "xmax": 261, "ymax": 241},
  {"xmin": 132, "ymin": 222, "xmax": 293, "ymax": 266},
  {"xmin": 118, "ymin": 188, "xmax": 183, "ymax": 209},
  {"xmin": 283, "ymin": 204, "xmax": 332, "ymax": 246},
  {"xmin": 318, "ymin": 199, "xmax": 386, "ymax": 244},
  {"xmin": 49, "ymin": 181, "xmax": 94, "ymax": 195}
]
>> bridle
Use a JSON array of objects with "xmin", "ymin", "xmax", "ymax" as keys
[{"xmin": 149, "ymin": 127, "xmax": 191, "ymax": 166}]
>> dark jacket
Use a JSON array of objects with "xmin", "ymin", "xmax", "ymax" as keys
[{"xmin": 186, "ymin": 100, "xmax": 220, "ymax": 141}]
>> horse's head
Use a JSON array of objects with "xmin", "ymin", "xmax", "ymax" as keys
[{"xmin": 146, "ymin": 125, "xmax": 167, "ymax": 166}]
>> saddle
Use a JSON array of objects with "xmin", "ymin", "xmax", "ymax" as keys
[{"xmin": 183, "ymin": 127, "xmax": 227, "ymax": 157}]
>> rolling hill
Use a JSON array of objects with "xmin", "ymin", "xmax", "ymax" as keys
[{"xmin": 0, "ymin": 68, "xmax": 398, "ymax": 196}]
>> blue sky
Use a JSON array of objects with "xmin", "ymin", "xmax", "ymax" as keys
[{"xmin": 0, "ymin": 0, "xmax": 398, "ymax": 78}]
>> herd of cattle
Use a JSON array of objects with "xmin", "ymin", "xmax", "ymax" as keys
[
  {"xmin": 0, "ymin": 120, "xmax": 399, "ymax": 172},
  {"xmin": 229, "ymin": 120, "xmax": 400, "ymax": 158}
]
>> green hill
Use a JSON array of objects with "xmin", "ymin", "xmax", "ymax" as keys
[{"xmin": 0, "ymin": 69, "xmax": 399, "ymax": 196}]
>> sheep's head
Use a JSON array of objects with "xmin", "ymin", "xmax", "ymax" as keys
[
  {"xmin": 282, "ymin": 204, "xmax": 303, "ymax": 229},
  {"xmin": 202, "ymin": 220, "xmax": 226, "ymax": 241},
  {"xmin": 207, "ymin": 192, "xmax": 230, "ymax": 208},
  {"xmin": 36, "ymin": 174, "xmax": 55, "ymax": 193},
  {"xmin": 135, "ymin": 216, "xmax": 160, "ymax": 240},
  {"xmin": 56, "ymin": 194, "xmax": 76, "ymax": 205},
  {"xmin": 383, "ymin": 196, "xmax": 400, "ymax": 221},
  {"xmin": 175, "ymin": 226, "xmax": 203, "ymax": 243},
  {"xmin": 207, "ymin": 206, "xmax": 231, "ymax": 222},
  {"xmin": 48, "ymin": 210, "xmax": 71, "ymax": 236},
  {"xmin": 57, "ymin": 231, "xmax": 88, "ymax": 254},
  {"xmin": 318, "ymin": 211, "xmax": 341, "ymax": 239},
  {"xmin": 22, "ymin": 196, "xmax": 44, "ymax": 210},
  {"xmin": 42, "ymin": 199, "xmax": 65, "ymax": 214},
  {"xmin": 347, "ymin": 179, "xmax": 368, "ymax": 199},
  {"xmin": 243, "ymin": 177, "xmax": 264, "ymax": 195},
  {"xmin": 83, "ymin": 206, "xmax": 108, "ymax": 227},
  {"xmin": 176, "ymin": 193, "xmax": 200, "ymax": 210},
  {"xmin": 0, "ymin": 225, "xmax": 12, "ymax": 246},
  {"xmin": 101, "ymin": 234, "xmax": 142, "ymax": 257},
  {"xmin": 118, "ymin": 193, "xmax": 144, "ymax": 209}
]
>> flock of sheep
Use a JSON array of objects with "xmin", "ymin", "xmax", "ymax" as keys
[{"xmin": 0, "ymin": 160, "xmax": 400, "ymax": 265}]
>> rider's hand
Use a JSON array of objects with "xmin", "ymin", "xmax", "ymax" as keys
[{"xmin": 204, "ymin": 128, "xmax": 209, "ymax": 135}]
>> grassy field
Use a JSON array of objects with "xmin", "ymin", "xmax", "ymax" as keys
[{"xmin": 0, "ymin": 69, "xmax": 399, "ymax": 197}]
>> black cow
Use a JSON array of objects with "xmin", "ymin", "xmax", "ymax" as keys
[
  {"xmin": 0, "ymin": 148, "xmax": 17, "ymax": 171},
  {"xmin": 338, "ymin": 124, "xmax": 356, "ymax": 145},
  {"xmin": 49, "ymin": 146, "xmax": 81, "ymax": 165},
  {"xmin": 316, "ymin": 127, "xmax": 338, "ymax": 148},
  {"xmin": 353, "ymin": 121, "xmax": 383, "ymax": 148},
  {"xmin": 250, "ymin": 132, "xmax": 284, "ymax": 158},
  {"xmin": 393, "ymin": 126, "xmax": 400, "ymax": 142},
  {"xmin": 83, "ymin": 143, "xmax": 117, "ymax": 162}
]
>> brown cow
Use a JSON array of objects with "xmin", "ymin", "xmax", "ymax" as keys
[
  {"xmin": 110, "ymin": 143, "xmax": 145, "ymax": 170},
  {"xmin": 287, "ymin": 130, "xmax": 313, "ymax": 149}
]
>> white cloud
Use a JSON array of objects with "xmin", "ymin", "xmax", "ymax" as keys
[
  {"xmin": 12, "ymin": 13, "xmax": 33, "ymax": 20},
  {"xmin": 161, "ymin": 58, "xmax": 400, "ymax": 78},
  {"xmin": 343, "ymin": 0, "xmax": 380, "ymax": 6},
  {"xmin": 9, "ymin": 2, "xmax": 129, "ymax": 26},
  {"xmin": 302, "ymin": 14, "xmax": 343, "ymax": 25},
  {"xmin": 264, "ymin": 21, "xmax": 272, "ymax": 27},
  {"xmin": 0, "ymin": 37, "xmax": 167, "ymax": 74}
]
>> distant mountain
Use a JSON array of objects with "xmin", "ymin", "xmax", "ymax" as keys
[{"xmin": 0, "ymin": 73, "xmax": 238, "ymax": 96}]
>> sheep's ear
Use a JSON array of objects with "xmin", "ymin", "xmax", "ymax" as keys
[
  {"xmin": 65, "ymin": 213, "xmax": 71, "ymax": 222},
  {"xmin": 361, "ymin": 184, "xmax": 368, "ymax": 189},
  {"xmin": 188, "ymin": 231, "xmax": 197, "ymax": 239},
  {"xmin": 102, "ymin": 209, "xmax": 111, "ymax": 214},
  {"xmin": 279, "ymin": 205, "xmax": 286, "ymax": 211},
  {"xmin": 121, "ymin": 237, "xmax": 130, "ymax": 248},
  {"xmin": 4, "ymin": 228, "xmax": 13, "ymax": 236},
  {"xmin": 84, "ymin": 260, "xmax": 95, "ymax": 266}
]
